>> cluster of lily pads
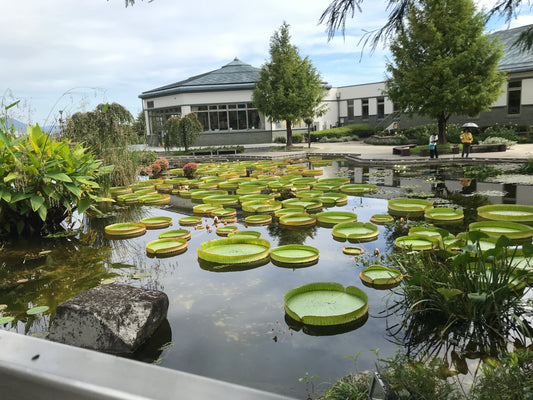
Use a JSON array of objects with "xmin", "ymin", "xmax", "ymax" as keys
[{"xmin": 102, "ymin": 158, "xmax": 533, "ymax": 329}]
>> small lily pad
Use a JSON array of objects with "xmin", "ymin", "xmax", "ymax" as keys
[
  {"xmin": 132, "ymin": 272, "xmax": 151, "ymax": 279},
  {"xmin": 0, "ymin": 316, "xmax": 15, "ymax": 324},
  {"xmin": 100, "ymin": 278, "xmax": 116, "ymax": 285},
  {"xmin": 26, "ymin": 306, "xmax": 50, "ymax": 315}
]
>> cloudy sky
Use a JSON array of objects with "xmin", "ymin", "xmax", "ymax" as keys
[{"xmin": 2, "ymin": 0, "xmax": 532, "ymax": 126}]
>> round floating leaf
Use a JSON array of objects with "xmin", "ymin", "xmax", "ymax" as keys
[
  {"xmin": 245, "ymin": 215, "xmax": 272, "ymax": 225},
  {"xmin": 146, "ymin": 238, "xmax": 187, "ymax": 256},
  {"xmin": 340, "ymin": 184, "xmax": 377, "ymax": 195},
  {"xmin": 0, "ymin": 316, "xmax": 15, "ymax": 324},
  {"xmin": 132, "ymin": 272, "xmax": 151, "ymax": 279},
  {"xmin": 318, "ymin": 193, "xmax": 348, "ymax": 206},
  {"xmin": 27, "ymin": 306, "xmax": 49, "ymax": 315},
  {"xmin": 197, "ymin": 237, "xmax": 271, "ymax": 264},
  {"xmin": 100, "ymin": 278, "xmax": 116, "ymax": 285},
  {"xmin": 342, "ymin": 246, "xmax": 364, "ymax": 255},
  {"xmin": 179, "ymin": 216, "xmax": 203, "ymax": 226},
  {"xmin": 104, "ymin": 222, "xmax": 146, "ymax": 239},
  {"xmin": 228, "ymin": 230, "xmax": 261, "ymax": 239},
  {"xmin": 140, "ymin": 216, "xmax": 173, "ymax": 229},
  {"xmin": 138, "ymin": 193, "xmax": 171, "ymax": 205},
  {"xmin": 159, "ymin": 229, "xmax": 191, "ymax": 240},
  {"xmin": 388, "ymin": 198, "xmax": 433, "ymax": 217},
  {"xmin": 282, "ymin": 198, "xmax": 323, "ymax": 211},
  {"xmin": 279, "ymin": 213, "xmax": 317, "ymax": 228},
  {"xmin": 193, "ymin": 203, "xmax": 223, "ymax": 215},
  {"xmin": 211, "ymin": 208, "xmax": 237, "ymax": 217},
  {"xmin": 241, "ymin": 200, "xmax": 282, "ymax": 213},
  {"xmin": 316, "ymin": 211, "xmax": 357, "ymax": 225},
  {"xmin": 202, "ymin": 194, "xmax": 240, "ymax": 206},
  {"xmin": 284, "ymin": 282, "xmax": 368, "ymax": 326},
  {"xmin": 369, "ymin": 214, "xmax": 394, "ymax": 224},
  {"xmin": 477, "ymin": 204, "xmax": 533, "ymax": 222},
  {"xmin": 469, "ymin": 221, "xmax": 533, "ymax": 240},
  {"xmin": 360, "ymin": 265, "xmax": 403, "ymax": 289},
  {"xmin": 332, "ymin": 222, "xmax": 379, "ymax": 242},
  {"xmin": 271, "ymin": 245, "xmax": 319, "ymax": 264},
  {"xmin": 395, "ymin": 235, "xmax": 440, "ymax": 250},
  {"xmin": 216, "ymin": 225, "xmax": 239, "ymax": 237},
  {"xmin": 425, "ymin": 207, "xmax": 464, "ymax": 224}
]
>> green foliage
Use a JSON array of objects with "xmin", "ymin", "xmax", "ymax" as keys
[
  {"xmin": 478, "ymin": 136, "xmax": 517, "ymax": 148},
  {"xmin": 64, "ymin": 102, "xmax": 139, "ymax": 189},
  {"xmin": 516, "ymin": 159, "xmax": 533, "ymax": 175},
  {"xmin": 163, "ymin": 113, "xmax": 203, "ymax": 151},
  {"xmin": 479, "ymin": 123, "xmax": 519, "ymax": 142},
  {"xmin": 253, "ymin": 22, "xmax": 327, "ymax": 146},
  {"xmin": 462, "ymin": 165, "xmax": 503, "ymax": 180},
  {"xmin": 385, "ymin": 0, "xmax": 506, "ymax": 143},
  {"xmin": 320, "ymin": 372, "xmax": 371, "ymax": 400},
  {"xmin": 0, "ymin": 119, "xmax": 111, "ymax": 236},
  {"xmin": 470, "ymin": 350, "xmax": 533, "ymax": 400},
  {"xmin": 365, "ymin": 134, "xmax": 409, "ymax": 145},
  {"xmin": 132, "ymin": 111, "xmax": 146, "ymax": 137},
  {"xmin": 380, "ymin": 351, "xmax": 462, "ymax": 400}
]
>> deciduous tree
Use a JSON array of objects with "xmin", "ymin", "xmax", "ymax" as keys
[
  {"xmin": 384, "ymin": 0, "xmax": 506, "ymax": 143},
  {"xmin": 253, "ymin": 22, "xmax": 327, "ymax": 147}
]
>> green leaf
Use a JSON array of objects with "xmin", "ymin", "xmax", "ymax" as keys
[
  {"xmin": 132, "ymin": 273, "xmax": 151, "ymax": 279},
  {"xmin": 77, "ymin": 198, "xmax": 92, "ymax": 214},
  {"xmin": 36, "ymin": 204, "xmax": 47, "ymax": 221},
  {"xmin": 65, "ymin": 183, "xmax": 82, "ymax": 197},
  {"xmin": 102, "ymin": 103, "xmax": 109, "ymax": 113},
  {"xmin": 437, "ymin": 288, "xmax": 463, "ymax": 301},
  {"xmin": 467, "ymin": 292, "xmax": 488, "ymax": 303},
  {"xmin": 4, "ymin": 172, "xmax": 18, "ymax": 183},
  {"xmin": 0, "ymin": 316, "xmax": 15, "ymax": 324},
  {"xmin": 46, "ymin": 172, "xmax": 72, "ymax": 183},
  {"xmin": 5, "ymin": 100, "xmax": 20, "ymax": 110},
  {"xmin": 30, "ymin": 194, "xmax": 45, "ymax": 212},
  {"xmin": 26, "ymin": 306, "xmax": 49, "ymax": 315}
]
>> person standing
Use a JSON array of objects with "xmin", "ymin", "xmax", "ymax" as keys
[
  {"xmin": 460, "ymin": 128, "xmax": 473, "ymax": 158},
  {"xmin": 429, "ymin": 132, "xmax": 438, "ymax": 159}
]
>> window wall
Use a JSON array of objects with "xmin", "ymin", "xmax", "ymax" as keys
[
  {"xmin": 508, "ymin": 80, "xmax": 522, "ymax": 115},
  {"xmin": 147, "ymin": 107, "xmax": 181, "ymax": 135},
  {"xmin": 192, "ymin": 103, "xmax": 263, "ymax": 132}
]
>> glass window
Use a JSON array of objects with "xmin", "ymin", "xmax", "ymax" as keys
[
  {"xmin": 229, "ymin": 110, "xmax": 238, "ymax": 130},
  {"xmin": 347, "ymin": 100, "xmax": 354, "ymax": 119},
  {"xmin": 218, "ymin": 111, "xmax": 228, "ymax": 130},
  {"xmin": 508, "ymin": 80, "xmax": 521, "ymax": 115},
  {"xmin": 191, "ymin": 103, "xmax": 262, "ymax": 131},
  {"xmin": 362, "ymin": 99, "xmax": 369, "ymax": 119},
  {"xmin": 377, "ymin": 97, "xmax": 385, "ymax": 119},
  {"xmin": 210, "ymin": 112, "xmax": 219, "ymax": 130},
  {"xmin": 238, "ymin": 110, "xmax": 247, "ymax": 129}
]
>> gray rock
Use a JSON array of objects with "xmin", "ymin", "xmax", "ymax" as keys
[{"xmin": 48, "ymin": 284, "xmax": 169, "ymax": 354}]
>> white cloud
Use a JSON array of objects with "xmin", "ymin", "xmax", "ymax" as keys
[{"xmin": 1, "ymin": 0, "xmax": 531, "ymax": 124}]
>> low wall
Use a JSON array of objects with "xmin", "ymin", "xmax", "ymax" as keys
[{"xmin": 194, "ymin": 130, "xmax": 273, "ymax": 146}]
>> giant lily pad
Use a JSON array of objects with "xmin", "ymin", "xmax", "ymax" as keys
[
  {"xmin": 138, "ymin": 194, "xmax": 171, "ymax": 205},
  {"xmin": 360, "ymin": 265, "xmax": 403, "ymax": 289},
  {"xmin": 332, "ymin": 222, "xmax": 379, "ymax": 242},
  {"xmin": 140, "ymin": 216, "xmax": 173, "ymax": 229},
  {"xmin": 282, "ymin": 198, "xmax": 323, "ymax": 211},
  {"xmin": 388, "ymin": 198, "xmax": 434, "ymax": 217},
  {"xmin": 193, "ymin": 204, "xmax": 223, "ymax": 215},
  {"xmin": 342, "ymin": 246, "xmax": 364, "ymax": 256},
  {"xmin": 395, "ymin": 235, "xmax": 440, "ymax": 250},
  {"xmin": 271, "ymin": 245, "xmax": 319, "ymax": 264},
  {"xmin": 202, "ymin": 194, "xmax": 240, "ymax": 206},
  {"xmin": 159, "ymin": 229, "xmax": 191, "ymax": 240},
  {"xmin": 116, "ymin": 193, "xmax": 141, "ymax": 204},
  {"xmin": 216, "ymin": 225, "xmax": 239, "ymax": 237},
  {"xmin": 211, "ymin": 208, "xmax": 237, "ymax": 217},
  {"xmin": 146, "ymin": 238, "xmax": 187, "ymax": 257},
  {"xmin": 469, "ymin": 221, "xmax": 533, "ymax": 240},
  {"xmin": 477, "ymin": 204, "xmax": 533, "ymax": 223},
  {"xmin": 228, "ymin": 230, "xmax": 261, "ymax": 239},
  {"xmin": 179, "ymin": 216, "xmax": 203, "ymax": 226},
  {"xmin": 104, "ymin": 222, "xmax": 146, "ymax": 239},
  {"xmin": 318, "ymin": 193, "xmax": 348, "ymax": 206},
  {"xmin": 245, "ymin": 215, "xmax": 272, "ymax": 225},
  {"xmin": 109, "ymin": 186, "xmax": 132, "ymax": 197},
  {"xmin": 279, "ymin": 213, "xmax": 317, "ymax": 228},
  {"xmin": 370, "ymin": 214, "xmax": 394, "ymax": 224},
  {"xmin": 241, "ymin": 200, "xmax": 282, "ymax": 213},
  {"xmin": 284, "ymin": 282, "xmax": 368, "ymax": 326},
  {"xmin": 197, "ymin": 237, "xmax": 271, "ymax": 264},
  {"xmin": 425, "ymin": 207, "xmax": 464, "ymax": 224},
  {"xmin": 316, "ymin": 211, "xmax": 357, "ymax": 226},
  {"xmin": 340, "ymin": 184, "xmax": 377, "ymax": 195}
]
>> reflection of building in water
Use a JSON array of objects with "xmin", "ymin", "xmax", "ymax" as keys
[{"xmin": 352, "ymin": 166, "xmax": 399, "ymax": 187}]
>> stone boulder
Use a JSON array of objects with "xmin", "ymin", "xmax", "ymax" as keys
[{"xmin": 48, "ymin": 284, "xmax": 169, "ymax": 354}]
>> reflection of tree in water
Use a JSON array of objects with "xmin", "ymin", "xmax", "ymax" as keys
[
  {"xmin": 267, "ymin": 220, "xmax": 318, "ymax": 246},
  {"xmin": 445, "ymin": 191, "xmax": 491, "ymax": 227},
  {"xmin": 384, "ymin": 303, "xmax": 530, "ymax": 376}
]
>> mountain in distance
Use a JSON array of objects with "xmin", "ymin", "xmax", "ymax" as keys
[{"xmin": 4, "ymin": 118, "xmax": 56, "ymax": 134}]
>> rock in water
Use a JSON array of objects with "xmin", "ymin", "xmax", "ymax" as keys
[{"xmin": 48, "ymin": 284, "xmax": 169, "ymax": 354}]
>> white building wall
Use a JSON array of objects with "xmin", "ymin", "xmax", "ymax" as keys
[{"xmin": 523, "ymin": 77, "xmax": 533, "ymax": 105}]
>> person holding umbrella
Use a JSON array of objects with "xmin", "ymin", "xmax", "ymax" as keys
[{"xmin": 461, "ymin": 122, "xmax": 476, "ymax": 158}]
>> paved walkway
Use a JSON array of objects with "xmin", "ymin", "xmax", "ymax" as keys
[{"xmin": 138, "ymin": 141, "xmax": 533, "ymax": 164}]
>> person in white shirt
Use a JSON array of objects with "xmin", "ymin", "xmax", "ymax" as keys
[{"xmin": 429, "ymin": 132, "xmax": 438, "ymax": 159}]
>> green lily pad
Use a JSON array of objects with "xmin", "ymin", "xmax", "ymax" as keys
[
  {"xmin": 216, "ymin": 225, "xmax": 239, "ymax": 237},
  {"xmin": 342, "ymin": 246, "xmax": 364, "ymax": 255},
  {"xmin": 138, "ymin": 194, "xmax": 171, "ymax": 205},
  {"xmin": 0, "ymin": 316, "xmax": 15, "ymax": 324},
  {"xmin": 282, "ymin": 198, "xmax": 323, "ymax": 211},
  {"xmin": 132, "ymin": 272, "xmax": 151, "ymax": 279},
  {"xmin": 425, "ymin": 207, "xmax": 464, "ymax": 224},
  {"xmin": 27, "ymin": 306, "xmax": 49, "ymax": 315},
  {"xmin": 227, "ymin": 230, "xmax": 261, "ymax": 239},
  {"xmin": 469, "ymin": 221, "xmax": 533, "ymax": 240},
  {"xmin": 140, "ymin": 216, "xmax": 173, "ymax": 229},
  {"xmin": 388, "ymin": 198, "xmax": 434, "ymax": 217},
  {"xmin": 197, "ymin": 237, "xmax": 271, "ymax": 264},
  {"xmin": 241, "ymin": 200, "xmax": 282, "ymax": 213},
  {"xmin": 104, "ymin": 222, "xmax": 146, "ymax": 239},
  {"xmin": 100, "ymin": 278, "xmax": 116, "ymax": 285},
  {"xmin": 477, "ymin": 204, "xmax": 533, "ymax": 222},
  {"xmin": 360, "ymin": 265, "xmax": 403, "ymax": 289},
  {"xmin": 245, "ymin": 215, "xmax": 272, "ymax": 225},
  {"xmin": 316, "ymin": 211, "xmax": 357, "ymax": 225},
  {"xmin": 202, "ymin": 194, "xmax": 240, "ymax": 206},
  {"xmin": 159, "ymin": 229, "xmax": 191, "ymax": 240},
  {"xmin": 179, "ymin": 216, "xmax": 203, "ymax": 226},
  {"xmin": 146, "ymin": 238, "xmax": 187, "ymax": 256},
  {"xmin": 211, "ymin": 208, "xmax": 237, "ymax": 217},
  {"xmin": 369, "ymin": 214, "xmax": 394, "ymax": 224},
  {"xmin": 193, "ymin": 204, "xmax": 223, "ymax": 215},
  {"xmin": 271, "ymin": 245, "xmax": 319, "ymax": 264},
  {"xmin": 318, "ymin": 193, "xmax": 349, "ymax": 206},
  {"xmin": 395, "ymin": 235, "xmax": 440, "ymax": 250},
  {"xmin": 332, "ymin": 222, "xmax": 379, "ymax": 242},
  {"xmin": 339, "ymin": 184, "xmax": 377, "ymax": 195},
  {"xmin": 279, "ymin": 213, "xmax": 317, "ymax": 228},
  {"xmin": 284, "ymin": 282, "xmax": 368, "ymax": 326}
]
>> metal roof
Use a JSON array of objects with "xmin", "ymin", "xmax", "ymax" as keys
[
  {"xmin": 490, "ymin": 24, "xmax": 533, "ymax": 73},
  {"xmin": 139, "ymin": 58, "xmax": 260, "ymax": 99}
]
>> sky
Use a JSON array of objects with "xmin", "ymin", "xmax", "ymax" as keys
[{"xmin": 2, "ymin": 0, "xmax": 533, "ymax": 127}]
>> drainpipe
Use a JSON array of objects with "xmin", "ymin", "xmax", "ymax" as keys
[{"xmin": 336, "ymin": 91, "xmax": 341, "ymax": 127}]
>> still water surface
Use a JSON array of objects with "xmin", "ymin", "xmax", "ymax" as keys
[{"xmin": 1, "ymin": 160, "xmax": 532, "ymax": 398}]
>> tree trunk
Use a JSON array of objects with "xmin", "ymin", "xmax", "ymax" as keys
[
  {"xmin": 286, "ymin": 120, "xmax": 293, "ymax": 147},
  {"xmin": 437, "ymin": 113, "xmax": 448, "ymax": 145}
]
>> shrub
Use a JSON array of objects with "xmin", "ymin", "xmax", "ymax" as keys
[
  {"xmin": 153, "ymin": 157, "xmax": 169, "ymax": 172},
  {"xmin": 183, "ymin": 162, "xmax": 198, "ymax": 178},
  {"xmin": 274, "ymin": 136, "xmax": 286, "ymax": 144},
  {"xmin": 478, "ymin": 136, "xmax": 517, "ymax": 148},
  {"xmin": 480, "ymin": 123, "xmax": 519, "ymax": 142},
  {"xmin": 516, "ymin": 159, "xmax": 533, "ymax": 175},
  {"xmin": 0, "ymin": 120, "xmax": 111, "ymax": 236}
]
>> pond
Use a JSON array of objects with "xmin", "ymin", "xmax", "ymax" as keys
[{"xmin": 1, "ymin": 159, "xmax": 532, "ymax": 398}]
